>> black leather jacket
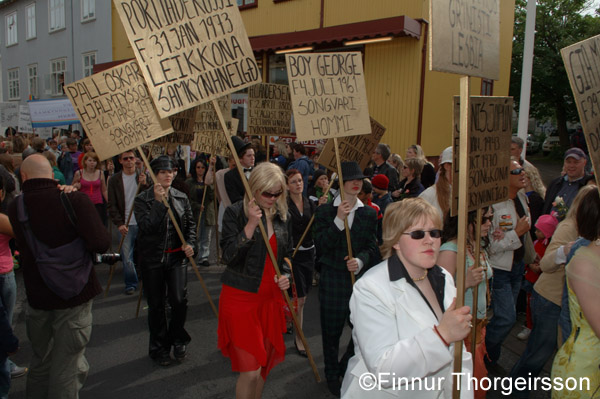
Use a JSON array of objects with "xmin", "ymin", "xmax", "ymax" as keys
[
  {"xmin": 220, "ymin": 201, "xmax": 292, "ymax": 293},
  {"xmin": 134, "ymin": 186, "xmax": 196, "ymax": 269}
]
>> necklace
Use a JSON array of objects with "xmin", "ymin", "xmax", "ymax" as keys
[{"xmin": 413, "ymin": 269, "xmax": 428, "ymax": 282}]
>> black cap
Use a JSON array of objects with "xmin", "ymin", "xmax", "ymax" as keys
[
  {"xmin": 313, "ymin": 169, "xmax": 327, "ymax": 182},
  {"xmin": 232, "ymin": 136, "xmax": 251, "ymax": 157},
  {"xmin": 340, "ymin": 161, "xmax": 365, "ymax": 181},
  {"xmin": 150, "ymin": 155, "xmax": 175, "ymax": 173}
]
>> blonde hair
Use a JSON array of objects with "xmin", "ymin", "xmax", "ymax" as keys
[
  {"xmin": 244, "ymin": 162, "xmax": 288, "ymax": 221},
  {"xmin": 435, "ymin": 163, "xmax": 452, "ymax": 218},
  {"xmin": 273, "ymin": 140, "xmax": 289, "ymax": 157},
  {"xmin": 524, "ymin": 165, "xmax": 546, "ymax": 197},
  {"xmin": 404, "ymin": 158, "xmax": 424, "ymax": 178},
  {"xmin": 380, "ymin": 198, "xmax": 442, "ymax": 259},
  {"xmin": 389, "ymin": 153, "xmax": 404, "ymax": 172}
]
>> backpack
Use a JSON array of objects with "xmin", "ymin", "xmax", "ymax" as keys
[{"xmin": 17, "ymin": 192, "xmax": 93, "ymax": 300}]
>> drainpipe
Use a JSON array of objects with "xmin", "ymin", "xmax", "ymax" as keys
[
  {"xmin": 416, "ymin": 18, "xmax": 429, "ymax": 146},
  {"xmin": 320, "ymin": 0, "xmax": 324, "ymax": 28}
]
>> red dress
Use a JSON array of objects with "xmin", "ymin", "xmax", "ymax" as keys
[{"xmin": 217, "ymin": 234, "xmax": 286, "ymax": 380}]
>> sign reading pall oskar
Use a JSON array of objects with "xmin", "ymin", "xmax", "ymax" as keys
[
  {"xmin": 114, "ymin": 0, "xmax": 262, "ymax": 119},
  {"xmin": 64, "ymin": 60, "xmax": 173, "ymax": 161},
  {"xmin": 561, "ymin": 35, "xmax": 600, "ymax": 189},
  {"xmin": 285, "ymin": 52, "xmax": 370, "ymax": 141},
  {"xmin": 451, "ymin": 96, "xmax": 513, "ymax": 216}
]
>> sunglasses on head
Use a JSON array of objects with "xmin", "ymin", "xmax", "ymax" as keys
[
  {"xmin": 261, "ymin": 190, "xmax": 283, "ymax": 199},
  {"xmin": 402, "ymin": 229, "xmax": 442, "ymax": 240},
  {"xmin": 510, "ymin": 168, "xmax": 524, "ymax": 175},
  {"xmin": 481, "ymin": 216, "xmax": 493, "ymax": 224}
]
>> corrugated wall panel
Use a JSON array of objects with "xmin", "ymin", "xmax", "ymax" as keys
[
  {"xmin": 241, "ymin": 0, "xmax": 321, "ymax": 36},
  {"xmin": 324, "ymin": 0, "xmax": 426, "ymax": 26}
]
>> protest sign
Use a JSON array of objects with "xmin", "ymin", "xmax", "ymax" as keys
[
  {"xmin": 451, "ymin": 96, "xmax": 512, "ymax": 215},
  {"xmin": 18, "ymin": 105, "xmax": 33, "ymax": 134},
  {"xmin": 429, "ymin": 0, "xmax": 500, "ymax": 80},
  {"xmin": 27, "ymin": 98, "xmax": 79, "ymax": 128},
  {"xmin": 114, "ymin": 0, "xmax": 261, "ymax": 119},
  {"xmin": 0, "ymin": 103, "xmax": 19, "ymax": 130},
  {"xmin": 247, "ymin": 83, "xmax": 292, "ymax": 136},
  {"xmin": 195, "ymin": 95, "xmax": 232, "ymax": 134},
  {"xmin": 286, "ymin": 52, "xmax": 370, "ymax": 141},
  {"xmin": 561, "ymin": 35, "xmax": 600, "ymax": 188},
  {"xmin": 153, "ymin": 107, "xmax": 199, "ymax": 147},
  {"xmin": 317, "ymin": 117, "xmax": 385, "ymax": 172},
  {"xmin": 64, "ymin": 60, "xmax": 173, "ymax": 161},
  {"xmin": 194, "ymin": 118, "xmax": 239, "ymax": 156}
]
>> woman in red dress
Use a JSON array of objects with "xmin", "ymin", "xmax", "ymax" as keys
[{"xmin": 219, "ymin": 162, "xmax": 292, "ymax": 399}]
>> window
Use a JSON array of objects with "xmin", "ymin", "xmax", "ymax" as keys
[
  {"xmin": 237, "ymin": 0, "xmax": 257, "ymax": 9},
  {"xmin": 5, "ymin": 12, "xmax": 17, "ymax": 46},
  {"xmin": 28, "ymin": 64, "xmax": 38, "ymax": 99},
  {"xmin": 49, "ymin": 0, "xmax": 65, "ymax": 32},
  {"xmin": 50, "ymin": 58, "xmax": 66, "ymax": 95},
  {"xmin": 481, "ymin": 79, "xmax": 494, "ymax": 96},
  {"xmin": 83, "ymin": 52, "xmax": 96, "ymax": 77},
  {"xmin": 26, "ymin": 4, "xmax": 36, "ymax": 40},
  {"xmin": 8, "ymin": 68, "xmax": 20, "ymax": 100},
  {"xmin": 81, "ymin": 0, "xmax": 95, "ymax": 22}
]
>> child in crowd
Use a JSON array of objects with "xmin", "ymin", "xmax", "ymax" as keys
[
  {"xmin": 357, "ymin": 179, "xmax": 382, "ymax": 245},
  {"xmin": 371, "ymin": 174, "xmax": 392, "ymax": 215}
]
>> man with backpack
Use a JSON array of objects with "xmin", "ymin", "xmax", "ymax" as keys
[{"xmin": 7, "ymin": 154, "xmax": 110, "ymax": 398}]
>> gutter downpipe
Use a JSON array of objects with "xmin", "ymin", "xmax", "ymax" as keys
[{"xmin": 416, "ymin": 18, "xmax": 429, "ymax": 146}]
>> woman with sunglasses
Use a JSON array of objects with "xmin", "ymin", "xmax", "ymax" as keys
[
  {"xmin": 219, "ymin": 162, "xmax": 291, "ymax": 399},
  {"xmin": 341, "ymin": 198, "xmax": 473, "ymax": 398},
  {"xmin": 437, "ymin": 208, "xmax": 494, "ymax": 399},
  {"xmin": 392, "ymin": 158, "xmax": 425, "ymax": 201}
]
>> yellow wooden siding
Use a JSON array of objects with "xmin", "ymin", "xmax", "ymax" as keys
[
  {"xmin": 112, "ymin": 4, "xmax": 131, "ymax": 61},
  {"xmin": 364, "ymin": 36, "xmax": 423, "ymax": 157},
  {"xmin": 240, "ymin": 0, "xmax": 321, "ymax": 36},
  {"xmin": 323, "ymin": 0, "xmax": 426, "ymax": 27}
]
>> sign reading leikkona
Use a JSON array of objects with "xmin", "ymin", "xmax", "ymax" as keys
[
  {"xmin": 430, "ymin": 0, "xmax": 500, "ymax": 80},
  {"xmin": 451, "ymin": 96, "xmax": 513, "ymax": 215},
  {"xmin": 285, "ymin": 52, "xmax": 370, "ymax": 141},
  {"xmin": 247, "ymin": 83, "xmax": 293, "ymax": 136},
  {"xmin": 561, "ymin": 35, "xmax": 600, "ymax": 189},
  {"xmin": 114, "ymin": 0, "xmax": 262, "ymax": 118},
  {"xmin": 64, "ymin": 60, "xmax": 173, "ymax": 161},
  {"xmin": 317, "ymin": 117, "xmax": 386, "ymax": 172}
]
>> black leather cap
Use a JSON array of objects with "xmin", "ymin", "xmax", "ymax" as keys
[{"xmin": 150, "ymin": 155, "xmax": 175, "ymax": 173}]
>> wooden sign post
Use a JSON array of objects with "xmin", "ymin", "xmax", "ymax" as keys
[
  {"xmin": 430, "ymin": 1, "xmax": 501, "ymax": 396},
  {"xmin": 561, "ymin": 35, "xmax": 600, "ymax": 190}
]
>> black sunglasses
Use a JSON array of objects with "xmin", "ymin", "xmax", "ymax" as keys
[
  {"xmin": 402, "ymin": 229, "xmax": 442, "ymax": 240},
  {"xmin": 481, "ymin": 216, "xmax": 493, "ymax": 224},
  {"xmin": 510, "ymin": 168, "xmax": 524, "ymax": 175},
  {"xmin": 261, "ymin": 190, "xmax": 283, "ymax": 199}
]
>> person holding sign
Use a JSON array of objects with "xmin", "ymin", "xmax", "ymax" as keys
[
  {"xmin": 218, "ymin": 162, "xmax": 291, "ymax": 398},
  {"xmin": 314, "ymin": 161, "xmax": 379, "ymax": 397},
  {"xmin": 340, "ymin": 199, "xmax": 473, "ymax": 398},
  {"xmin": 134, "ymin": 156, "xmax": 196, "ymax": 367},
  {"xmin": 225, "ymin": 137, "xmax": 255, "ymax": 205}
]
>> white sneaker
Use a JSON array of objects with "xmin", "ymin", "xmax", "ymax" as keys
[{"xmin": 517, "ymin": 327, "xmax": 531, "ymax": 340}]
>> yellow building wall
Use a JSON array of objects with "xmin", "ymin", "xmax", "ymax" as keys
[
  {"xmin": 323, "ymin": 0, "xmax": 426, "ymax": 27},
  {"xmin": 240, "ymin": 0, "xmax": 321, "ymax": 35}
]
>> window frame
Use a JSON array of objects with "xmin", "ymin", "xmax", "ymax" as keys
[
  {"xmin": 481, "ymin": 79, "xmax": 494, "ymax": 96},
  {"xmin": 50, "ymin": 58, "xmax": 66, "ymax": 96},
  {"xmin": 81, "ymin": 0, "xmax": 95, "ymax": 22},
  {"xmin": 237, "ymin": 0, "xmax": 257, "ymax": 10},
  {"xmin": 25, "ymin": 3, "xmax": 36, "ymax": 40},
  {"xmin": 5, "ymin": 11, "xmax": 18, "ymax": 47},
  {"xmin": 82, "ymin": 51, "xmax": 96, "ymax": 77},
  {"xmin": 49, "ymin": 0, "xmax": 65, "ymax": 32},
  {"xmin": 28, "ymin": 64, "xmax": 38, "ymax": 99},
  {"xmin": 8, "ymin": 68, "xmax": 20, "ymax": 100}
]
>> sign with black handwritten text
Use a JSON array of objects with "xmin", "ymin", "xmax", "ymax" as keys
[
  {"xmin": 451, "ymin": 96, "xmax": 512, "ymax": 215},
  {"xmin": 153, "ymin": 107, "xmax": 199, "ymax": 146},
  {"xmin": 247, "ymin": 83, "xmax": 293, "ymax": 136},
  {"xmin": 430, "ymin": 0, "xmax": 500, "ymax": 80},
  {"xmin": 114, "ymin": 0, "xmax": 261, "ymax": 118},
  {"xmin": 195, "ymin": 95, "xmax": 232, "ymax": 135},
  {"xmin": 194, "ymin": 118, "xmax": 239, "ymax": 156},
  {"xmin": 317, "ymin": 118, "xmax": 385, "ymax": 172},
  {"xmin": 561, "ymin": 35, "xmax": 600, "ymax": 189},
  {"xmin": 64, "ymin": 60, "xmax": 173, "ymax": 161},
  {"xmin": 286, "ymin": 52, "xmax": 370, "ymax": 141}
]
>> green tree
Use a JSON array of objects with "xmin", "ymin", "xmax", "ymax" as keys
[{"xmin": 510, "ymin": 0, "xmax": 600, "ymax": 146}]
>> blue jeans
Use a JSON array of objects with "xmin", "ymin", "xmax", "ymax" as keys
[
  {"xmin": 196, "ymin": 215, "xmax": 211, "ymax": 262},
  {"xmin": 509, "ymin": 291, "xmax": 561, "ymax": 398},
  {"xmin": 0, "ymin": 271, "xmax": 16, "ymax": 324},
  {"xmin": 486, "ymin": 260, "xmax": 525, "ymax": 364},
  {"xmin": 559, "ymin": 281, "xmax": 571, "ymax": 345},
  {"xmin": 121, "ymin": 224, "xmax": 139, "ymax": 290}
]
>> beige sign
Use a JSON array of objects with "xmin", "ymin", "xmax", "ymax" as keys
[
  {"xmin": 286, "ymin": 52, "xmax": 370, "ymax": 141},
  {"xmin": 114, "ymin": 0, "xmax": 262, "ymax": 119},
  {"xmin": 195, "ymin": 95, "xmax": 232, "ymax": 134},
  {"xmin": 194, "ymin": 118, "xmax": 239, "ymax": 156},
  {"xmin": 451, "ymin": 96, "xmax": 513, "ymax": 215},
  {"xmin": 430, "ymin": 0, "xmax": 500, "ymax": 80},
  {"xmin": 154, "ymin": 107, "xmax": 199, "ymax": 146},
  {"xmin": 561, "ymin": 35, "xmax": 600, "ymax": 189},
  {"xmin": 247, "ymin": 83, "xmax": 293, "ymax": 136},
  {"xmin": 64, "ymin": 60, "xmax": 173, "ymax": 161},
  {"xmin": 317, "ymin": 118, "xmax": 386, "ymax": 172}
]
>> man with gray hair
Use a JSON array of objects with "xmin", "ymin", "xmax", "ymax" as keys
[
  {"xmin": 370, "ymin": 143, "xmax": 399, "ymax": 192},
  {"xmin": 510, "ymin": 136, "xmax": 535, "ymax": 169}
]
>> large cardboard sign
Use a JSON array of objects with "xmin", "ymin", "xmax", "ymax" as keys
[
  {"xmin": 153, "ymin": 107, "xmax": 199, "ymax": 146},
  {"xmin": 451, "ymin": 96, "xmax": 512, "ymax": 215},
  {"xmin": 561, "ymin": 35, "xmax": 600, "ymax": 188},
  {"xmin": 195, "ymin": 95, "xmax": 232, "ymax": 134},
  {"xmin": 64, "ymin": 60, "xmax": 173, "ymax": 161},
  {"xmin": 317, "ymin": 117, "xmax": 386, "ymax": 172},
  {"xmin": 286, "ymin": 52, "xmax": 370, "ymax": 141},
  {"xmin": 18, "ymin": 105, "xmax": 33, "ymax": 134},
  {"xmin": 114, "ymin": 0, "xmax": 261, "ymax": 118},
  {"xmin": 194, "ymin": 118, "xmax": 239, "ymax": 156},
  {"xmin": 247, "ymin": 83, "xmax": 293, "ymax": 136},
  {"xmin": 0, "ymin": 103, "xmax": 19, "ymax": 129},
  {"xmin": 430, "ymin": 0, "xmax": 500, "ymax": 80}
]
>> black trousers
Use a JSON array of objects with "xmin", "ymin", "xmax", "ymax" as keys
[{"xmin": 143, "ymin": 257, "xmax": 191, "ymax": 357}]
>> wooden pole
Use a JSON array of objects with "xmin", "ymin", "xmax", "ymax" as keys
[
  {"xmin": 333, "ymin": 137, "xmax": 355, "ymax": 286},
  {"xmin": 453, "ymin": 76, "xmax": 471, "ymax": 399},
  {"xmin": 137, "ymin": 147, "xmax": 219, "ymax": 318},
  {"xmin": 212, "ymin": 100, "xmax": 321, "ymax": 383},
  {"xmin": 195, "ymin": 169, "xmax": 210, "ymax": 238},
  {"xmin": 135, "ymin": 281, "xmax": 143, "ymax": 318},
  {"xmin": 470, "ymin": 208, "xmax": 482, "ymax": 355}
]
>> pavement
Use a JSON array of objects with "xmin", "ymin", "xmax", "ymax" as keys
[{"xmin": 7, "ymin": 156, "xmax": 563, "ymax": 399}]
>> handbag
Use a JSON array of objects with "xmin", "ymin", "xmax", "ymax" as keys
[
  {"xmin": 523, "ymin": 232, "xmax": 536, "ymax": 265},
  {"xmin": 17, "ymin": 192, "xmax": 93, "ymax": 300}
]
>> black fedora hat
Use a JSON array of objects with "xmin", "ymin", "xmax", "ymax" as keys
[
  {"xmin": 340, "ymin": 161, "xmax": 365, "ymax": 181},
  {"xmin": 231, "ymin": 136, "xmax": 252, "ymax": 157},
  {"xmin": 150, "ymin": 155, "xmax": 175, "ymax": 173}
]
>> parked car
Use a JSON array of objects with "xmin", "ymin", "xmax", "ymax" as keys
[
  {"xmin": 542, "ymin": 131, "xmax": 560, "ymax": 155},
  {"xmin": 526, "ymin": 134, "xmax": 541, "ymax": 154}
]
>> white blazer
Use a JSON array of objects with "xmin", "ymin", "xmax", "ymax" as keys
[{"xmin": 341, "ymin": 257, "xmax": 473, "ymax": 399}]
